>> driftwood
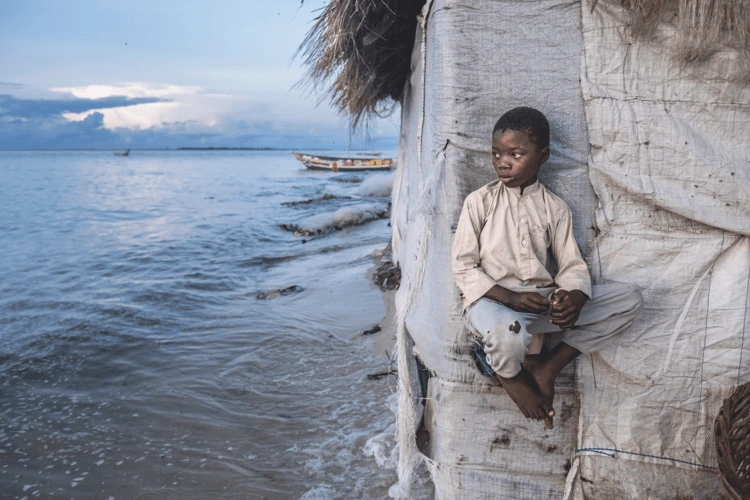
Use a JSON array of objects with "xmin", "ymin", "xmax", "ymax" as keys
[{"xmin": 367, "ymin": 370, "xmax": 398, "ymax": 380}]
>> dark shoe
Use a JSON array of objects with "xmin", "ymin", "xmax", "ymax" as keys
[{"xmin": 472, "ymin": 340, "xmax": 496, "ymax": 378}]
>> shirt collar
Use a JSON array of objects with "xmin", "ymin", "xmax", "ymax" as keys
[{"xmin": 505, "ymin": 180, "xmax": 541, "ymax": 197}]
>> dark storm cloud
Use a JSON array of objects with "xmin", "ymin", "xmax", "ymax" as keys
[{"xmin": 0, "ymin": 94, "xmax": 165, "ymax": 118}]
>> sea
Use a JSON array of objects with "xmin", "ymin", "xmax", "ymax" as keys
[{"xmin": 0, "ymin": 150, "xmax": 399, "ymax": 499}]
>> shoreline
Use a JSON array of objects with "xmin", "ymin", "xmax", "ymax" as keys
[
  {"xmin": 366, "ymin": 248, "xmax": 399, "ymax": 360},
  {"xmin": 370, "ymin": 289, "xmax": 397, "ymax": 359}
]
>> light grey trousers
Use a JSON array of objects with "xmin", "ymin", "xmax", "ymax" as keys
[{"xmin": 465, "ymin": 283, "xmax": 644, "ymax": 378}]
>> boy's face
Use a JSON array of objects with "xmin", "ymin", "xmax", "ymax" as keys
[{"xmin": 491, "ymin": 129, "xmax": 550, "ymax": 190}]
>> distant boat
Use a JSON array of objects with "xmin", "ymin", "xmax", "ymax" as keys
[
  {"xmin": 292, "ymin": 152, "xmax": 395, "ymax": 172},
  {"xmin": 114, "ymin": 149, "xmax": 130, "ymax": 157}
]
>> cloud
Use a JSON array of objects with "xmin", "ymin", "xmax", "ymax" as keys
[
  {"xmin": 0, "ymin": 81, "xmax": 399, "ymax": 150},
  {"xmin": 52, "ymin": 83, "xmax": 200, "ymax": 100},
  {"xmin": 55, "ymin": 83, "xmax": 270, "ymax": 132},
  {"xmin": 0, "ymin": 94, "xmax": 164, "ymax": 119},
  {"xmin": 0, "ymin": 82, "xmax": 25, "ymax": 89}
]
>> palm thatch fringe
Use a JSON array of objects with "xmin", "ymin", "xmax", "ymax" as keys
[
  {"xmin": 299, "ymin": 0, "xmax": 749, "ymax": 128},
  {"xmin": 297, "ymin": 0, "xmax": 425, "ymax": 129},
  {"xmin": 610, "ymin": 0, "xmax": 750, "ymax": 75}
]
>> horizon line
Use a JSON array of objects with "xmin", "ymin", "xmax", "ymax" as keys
[{"xmin": 0, "ymin": 147, "xmax": 393, "ymax": 152}]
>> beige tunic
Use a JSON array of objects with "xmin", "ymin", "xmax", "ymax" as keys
[{"xmin": 452, "ymin": 179, "xmax": 592, "ymax": 310}]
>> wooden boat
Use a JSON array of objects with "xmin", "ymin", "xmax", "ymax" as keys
[
  {"xmin": 292, "ymin": 152, "xmax": 395, "ymax": 172},
  {"xmin": 114, "ymin": 149, "xmax": 131, "ymax": 156}
]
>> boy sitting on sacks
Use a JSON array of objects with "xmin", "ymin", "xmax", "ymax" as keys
[{"xmin": 451, "ymin": 107, "xmax": 643, "ymax": 429}]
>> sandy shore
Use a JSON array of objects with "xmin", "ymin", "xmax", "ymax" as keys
[
  {"xmin": 365, "ymin": 248, "xmax": 399, "ymax": 366},
  {"xmin": 370, "ymin": 290, "xmax": 397, "ymax": 357}
]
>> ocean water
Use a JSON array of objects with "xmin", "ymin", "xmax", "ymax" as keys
[{"xmin": 0, "ymin": 151, "xmax": 398, "ymax": 499}]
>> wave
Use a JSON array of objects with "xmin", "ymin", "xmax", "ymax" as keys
[
  {"xmin": 353, "ymin": 172, "xmax": 394, "ymax": 197},
  {"xmin": 280, "ymin": 204, "xmax": 390, "ymax": 236},
  {"xmin": 281, "ymin": 193, "xmax": 351, "ymax": 206}
]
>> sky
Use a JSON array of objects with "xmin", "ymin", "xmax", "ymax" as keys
[{"xmin": 0, "ymin": 1, "xmax": 400, "ymax": 150}]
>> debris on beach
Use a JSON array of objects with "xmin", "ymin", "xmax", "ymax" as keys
[
  {"xmin": 361, "ymin": 325, "xmax": 382, "ymax": 335},
  {"xmin": 279, "ymin": 223, "xmax": 325, "ymax": 237},
  {"xmin": 281, "ymin": 193, "xmax": 350, "ymax": 206},
  {"xmin": 367, "ymin": 370, "xmax": 397, "ymax": 380},
  {"xmin": 280, "ymin": 204, "xmax": 390, "ymax": 237},
  {"xmin": 370, "ymin": 243, "xmax": 401, "ymax": 291},
  {"xmin": 368, "ymin": 350, "xmax": 398, "ymax": 380},
  {"xmin": 256, "ymin": 285, "xmax": 304, "ymax": 300},
  {"xmin": 372, "ymin": 259, "xmax": 401, "ymax": 291}
]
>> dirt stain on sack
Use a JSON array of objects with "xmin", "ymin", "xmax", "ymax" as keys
[
  {"xmin": 509, "ymin": 321, "xmax": 521, "ymax": 334},
  {"xmin": 490, "ymin": 433, "xmax": 511, "ymax": 451}
]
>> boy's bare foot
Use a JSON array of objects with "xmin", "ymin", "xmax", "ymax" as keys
[
  {"xmin": 524, "ymin": 354, "xmax": 558, "ymax": 429},
  {"xmin": 498, "ymin": 368, "xmax": 555, "ymax": 425},
  {"xmin": 523, "ymin": 354, "xmax": 556, "ymax": 402}
]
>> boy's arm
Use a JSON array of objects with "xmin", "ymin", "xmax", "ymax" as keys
[
  {"xmin": 550, "ymin": 207, "xmax": 592, "ymax": 299},
  {"xmin": 484, "ymin": 284, "xmax": 551, "ymax": 314},
  {"xmin": 549, "ymin": 207, "xmax": 592, "ymax": 328},
  {"xmin": 451, "ymin": 195, "xmax": 498, "ymax": 307}
]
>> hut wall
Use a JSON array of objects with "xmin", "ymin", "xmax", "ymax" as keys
[
  {"xmin": 393, "ymin": 0, "xmax": 749, "ymax": 497},
  {"xmin": 393, "ymin": 0, "xmax": 593, "ymax": 496},
  {"xmin": 569, "ymin": 0, "xmax": 750, "ymax": 496}
]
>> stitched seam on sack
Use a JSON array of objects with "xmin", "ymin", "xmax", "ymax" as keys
[
  {"xmin": 573, "ymin": 448, "xmax": 718, "ymax": 470},
  {"xmin": 586, "ymin": 95, "xmax": 750, "ymax": 108},
  {"xmin": 698, "ymin": 231, "xmax": 724, "ymax": 419},
  {"xmin": 738, "ymin": 262, "xmax": 750, "ymax": 384}
]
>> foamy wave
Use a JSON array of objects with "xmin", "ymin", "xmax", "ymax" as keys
[
  {"xmin": 300, "ymin": 485, "xmax": 337, "ymax": 500},
  {"xmin": 354, "ymin": 172, "xmax": 395, "ymax": 197},
  {"xmin": 281, "ymin": 204, "xmax": 389, "ymax": 236},
  {"xmin": 363, "ymin": 393, "xmax": 398, "ymax": 470},
  {"xmin": 322, "ymin": 172, "xmax": 395, "ymax": 200},
  {"xmin": 363, "ymin": 422, "xmax": 397, "ymax": 470}
]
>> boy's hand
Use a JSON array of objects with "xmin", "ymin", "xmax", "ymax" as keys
[
  {"xmin": 506, "ymin": 291, "xmax": 551, "ymax": 314},
  {"xmin": 483, "ymin": 285, "xmax": 549, "ymax": 313},
  {"xmin": 550, "ymin": 290, "xmax": 588, "ymax": 329}
]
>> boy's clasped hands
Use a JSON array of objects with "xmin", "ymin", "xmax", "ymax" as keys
[{"xmin": 499, "ymin": 289, "xmax": 588, "ymax": 330}]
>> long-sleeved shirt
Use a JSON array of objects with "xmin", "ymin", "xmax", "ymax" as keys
[{"xmin": 451, "ymin": 179, "xmax": 592, "ymax": 310}]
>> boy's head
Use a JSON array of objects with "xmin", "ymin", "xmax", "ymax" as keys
[{"xmin": 491, "ymin": 107, "xmax": 550, "ymax": 190}]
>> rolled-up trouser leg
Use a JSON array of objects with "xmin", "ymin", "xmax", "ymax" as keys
[
  {"xmin": 525, "ymin": 283, "xmax": 644, "ymax": 355},
  {"xmin": 466, "ymin": 298, "xmax": 539, "ymax": 378}
]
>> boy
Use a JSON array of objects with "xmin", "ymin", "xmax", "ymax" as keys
[{"xmin": 451, "ymin": 107, "xmax": 643, "ymax": 428}]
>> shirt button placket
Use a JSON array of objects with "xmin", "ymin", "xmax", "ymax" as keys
[{"xmin": 519, "ymin": 203, "xmax": 530, "ymax": 274}]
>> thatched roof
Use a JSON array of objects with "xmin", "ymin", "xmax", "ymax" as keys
[
  {"xmin": 297, "ymin": 0, "xmax": 425, "ymax": 129},
  {"xmin": 299, "ymin": 0, "xmax": 749, "ymax": 128},
  {"xmin": 615, "ymin": 0, "xmax": 749, "ymax": 72}
]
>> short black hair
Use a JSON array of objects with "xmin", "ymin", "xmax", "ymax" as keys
[{"xmin": 492, "ymin": 107, "xmax": 550, "ymax": 149}]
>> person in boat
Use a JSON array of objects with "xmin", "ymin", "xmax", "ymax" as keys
[{"xmin": 451, "ymin": 107, "xmax": 643, "ymax": 428}]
